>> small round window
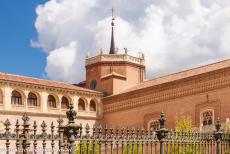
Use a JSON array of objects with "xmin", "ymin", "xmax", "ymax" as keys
[{"xmin": 90, "ymin": 80, "xmax": 97, "ymax": 90}]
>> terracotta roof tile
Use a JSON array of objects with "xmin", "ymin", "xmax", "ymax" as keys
[
  {"xmin": 112, "ymin": 58, "xmax": 230, "ymax": 96},
  {"xmin": 0, "ymin": 72, "xmax": 101, "ymax": 94}
]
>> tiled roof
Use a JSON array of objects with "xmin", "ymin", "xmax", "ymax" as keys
[
  {"xmin": 112, "ymin": 58, "xmax": 230, "ymax": 96},
  {"xmin": 0, "ymin": 72, "xmax": 101, "ymax": 94}
]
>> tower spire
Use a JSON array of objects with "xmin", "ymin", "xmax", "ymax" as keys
[{"xmin": 109, "ymin": 7, "xmax": 115, "ymax": 54}]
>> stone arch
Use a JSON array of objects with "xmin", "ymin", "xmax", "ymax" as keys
[
  {"xmin": 61, "ymin": 96, "xmax": 71, "ymax": 109},
  {"xmin": 200, "ymin": 109, "xmax": 214, "ymax": 127},
  {"xmin": 27, "ymin": 91, "xmax": 40, "ymax": 107},
  {"xmin": 11, "ymin": 89, "xmax": 25, "ymax": 105},
  {"xmin": 47, "ymin": 94, "xmax": 59, "ymax": 108},
  {"xmin": 89, "ymin": 99, "xmax": 97, "ymax": 112},
  {"xmin": 78, "ymin": 97, "xmax": 87, "ymax": 111}
]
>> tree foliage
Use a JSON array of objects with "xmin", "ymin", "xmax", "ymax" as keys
[{"xmin": 170, "ymin": 115, "xmax": 201, "ymax": 154}]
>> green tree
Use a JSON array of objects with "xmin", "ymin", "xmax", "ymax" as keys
[
  {"xmin": 170, "ymin": 115, "xmax": 201, "ymax": 154},
  {"xmin": 175, "ymin": 115, "xmax": 193, "ymax": 132}
]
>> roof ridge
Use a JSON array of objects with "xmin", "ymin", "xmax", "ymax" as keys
[
  {"xmin": 0, "ymin": 72, "xmax": 101, "ymax": 94},
  {"xmin": 0, "ymin": 72, "xmax": 72, "ymax": 85},
  {"xmin": 109, "ymin": 57, "xmax": 230, "ymax": 96}
]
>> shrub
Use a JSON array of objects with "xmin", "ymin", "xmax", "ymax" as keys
[
  {"xmin": 170, "ymin": 115, "xmax": 201, "ymax": 154},
  {"xmin": 75, "ymin": 140, "xmax": 99, "ymax": 154},
  {"xmin": 124, "ymin": 142, "xmax": 143, "ymax": 154}
]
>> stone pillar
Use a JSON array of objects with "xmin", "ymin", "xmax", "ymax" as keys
[
  {"xmin": 58, "ymin": 95, "xmax": 62, "ymax": 114},
  {"xmin": 86, "ymin": 97, "xmax": 91, "ymax": 113},
  {"xmin": 4, "ymin": 86, "xmax": 12, "ymax": 110},
  {"xmin": 73, "ymin": 96, "xmax": 79, "ymax": 111},
  {"xmin": 41, "ymin": 91, "xmax": 48, "ymax": 113},
  {"xmin": 23, "ymin": 90, "xmax": 29, "ymax": 112}
]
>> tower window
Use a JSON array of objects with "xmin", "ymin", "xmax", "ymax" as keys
[
  {"xmin": 11, "ymin": 90, "xmax": 23, "ymax": 105},
  {"xmin": 90, "ymin": 80, "xmax": 97, "ymax": 90}
]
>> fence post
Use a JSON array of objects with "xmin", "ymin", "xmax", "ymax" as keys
[
  {"xmin": 22, "ymin": 113, "xmax": 30, "ymax": 154},
  {"xmin": 57, "ymin": 116, "xmax": 64, "ymax": 154},
  {"xmin": 65, "ymin": 102, "xmax": 81, "ymax": 154},
  {"xmin": 4, "ymin": 119, "xmax": 11, "ymax": 154},
  {"xmin": 214, "ymin": 118, "xmax": 222, "ymax": 154},
  {"xmin": 156, "ymin": 112, "xmax": 168, "ymax": 154}
]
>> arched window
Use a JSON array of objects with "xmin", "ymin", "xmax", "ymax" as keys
[
  {"xmin": 61, "ymin": 96, "xmax": 69, "ymax": 109},
  {"xmin": 0, "ymin": 90, "xmax": 3, "ymax": 104},
  {"xmin": 149, "ymin": 120, "xmax": 159, "ymax": 131},
  {"xmin": 202, "ymin": 110, "xmax": 213, "ymax": 126},
  {"xmin": 11, "ymin": 90, "xmax": 23, "ymax": 105},
  {"xmin": 78, "ymin": 98, "xmax": 86, "ymax": 111},
  {"xmin": 47, "ymin": 95, "xmax": 57, "ymax": 108},
  {"xmin": 27, "ymin": 92, "xmax": 38, "ymax": 106},
  {"xmin": 89, "ymin": 99, "xmax": 96, "ymax": 112}
]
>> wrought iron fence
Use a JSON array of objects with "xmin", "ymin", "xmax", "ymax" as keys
[{"xmin": 0, "ymin": 103, "xmax": 229, "ymax": 154}]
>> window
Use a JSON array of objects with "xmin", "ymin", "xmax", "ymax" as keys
[
  {"xmin": 78, "ymin": 98, "xmax": 86, "ymax": 111},
  {"xmin": 27, "ymin": 92, "xmax": 38, "ymax": 106},
  {"xmin": 149, "ymin": 120, "xmax": 159, "ymax": 131},
  {"xmin": 90, "ymin": 80, "xmax": 97, "ymax": 90},
  {"xmin": 0, "ymin": 90, "xmax": 3, "ymax": 104},
  {"xmin": 61, "ymin": 96, "xmax": 69, "ymax": 109},
  {"xmin": 47, "ymin": 95, "xmax": 57, "ymax": 108},
  {"xmin": 89, "ymin": 99, "xmax": 96, "ymax": 112},
  {"xmin": 202, "ymin": 110, "xmax": 213, "ymax": 126},
  {"xmin": 11, "ymin": 90, "xmax": 23, "ymax": 105}
]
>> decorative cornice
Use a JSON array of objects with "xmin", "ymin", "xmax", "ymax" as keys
[
  {"xmin": 0, "ymin": 79, "xmax": 103, "ymax": 98},
  {"xmin": 85, "ymin": 61, "xmax": 146, "ymax": 69},
  {"xmin": 103, "ymin": 68, "xmax": 230, "ymax": 113}
]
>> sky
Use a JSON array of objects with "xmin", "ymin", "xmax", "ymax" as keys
[
  {"xmin": 0, "ymin": 0, "xmax": 46, "ymax": 78},
  {"xmin": 1, "ymin": 0, "xmax": 230, "ymax": 84}
]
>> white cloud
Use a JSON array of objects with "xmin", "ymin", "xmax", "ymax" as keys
[
  {"xmin": 45, "ymin": 42, "xmax": 77, "ymax": 82},
  {"xmin": 33, "ymin": 0, "xmax": 230, "ymax": 83}
]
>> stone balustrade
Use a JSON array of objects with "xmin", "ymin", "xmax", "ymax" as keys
[{"xmin": 86, "ymin": 54, "xmax": 145, "ymax": 66}]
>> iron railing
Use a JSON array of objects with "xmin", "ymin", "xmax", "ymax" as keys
[{"xmin": 0, "ymin": 102, "xmax": 229, "ymax": 154}]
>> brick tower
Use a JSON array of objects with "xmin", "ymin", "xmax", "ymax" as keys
[{"xmin": 84, "ymin": 12, "xmax": 146, "ymax": 96}]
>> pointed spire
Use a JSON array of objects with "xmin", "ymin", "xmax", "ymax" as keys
[{"xmin": 109, "ymin": 7, "xmax": 115, "ymax": 54}]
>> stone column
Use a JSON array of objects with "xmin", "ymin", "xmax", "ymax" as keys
[
  {"xmin": 23, "ymin": 90, "xmax": 29, "ymax": 112},
  {"xmin": 58, "ymin": 95, "xmax": 62, "ymax": 114},
  {"xmin": 73, "ymin": 96, "xmax": 79, "ymax": 111},
  {"xmin": 41, "ymin": 91, "xmax": 48, "ymax": 113},
  {"xmin": 4, "ymin": 86, "xmax": 12, "ymax": 110}
]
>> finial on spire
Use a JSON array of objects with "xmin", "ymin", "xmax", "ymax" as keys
[{"xmin": 109, "ymin": 7, "xmax": 115, "ymax": 54}]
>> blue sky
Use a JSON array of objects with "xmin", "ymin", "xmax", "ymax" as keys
[
  {"xmin": 1, "ymin": 0, "xmax": 230, "ymax": 83},
  {"xmin": 0, "ymin": 0, "xmax": 46, "ymax": 78}
]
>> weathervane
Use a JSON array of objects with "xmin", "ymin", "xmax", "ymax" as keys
[{"xmin": 111, "ymin": 7, "xmax": 115, "ymax": 26}]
